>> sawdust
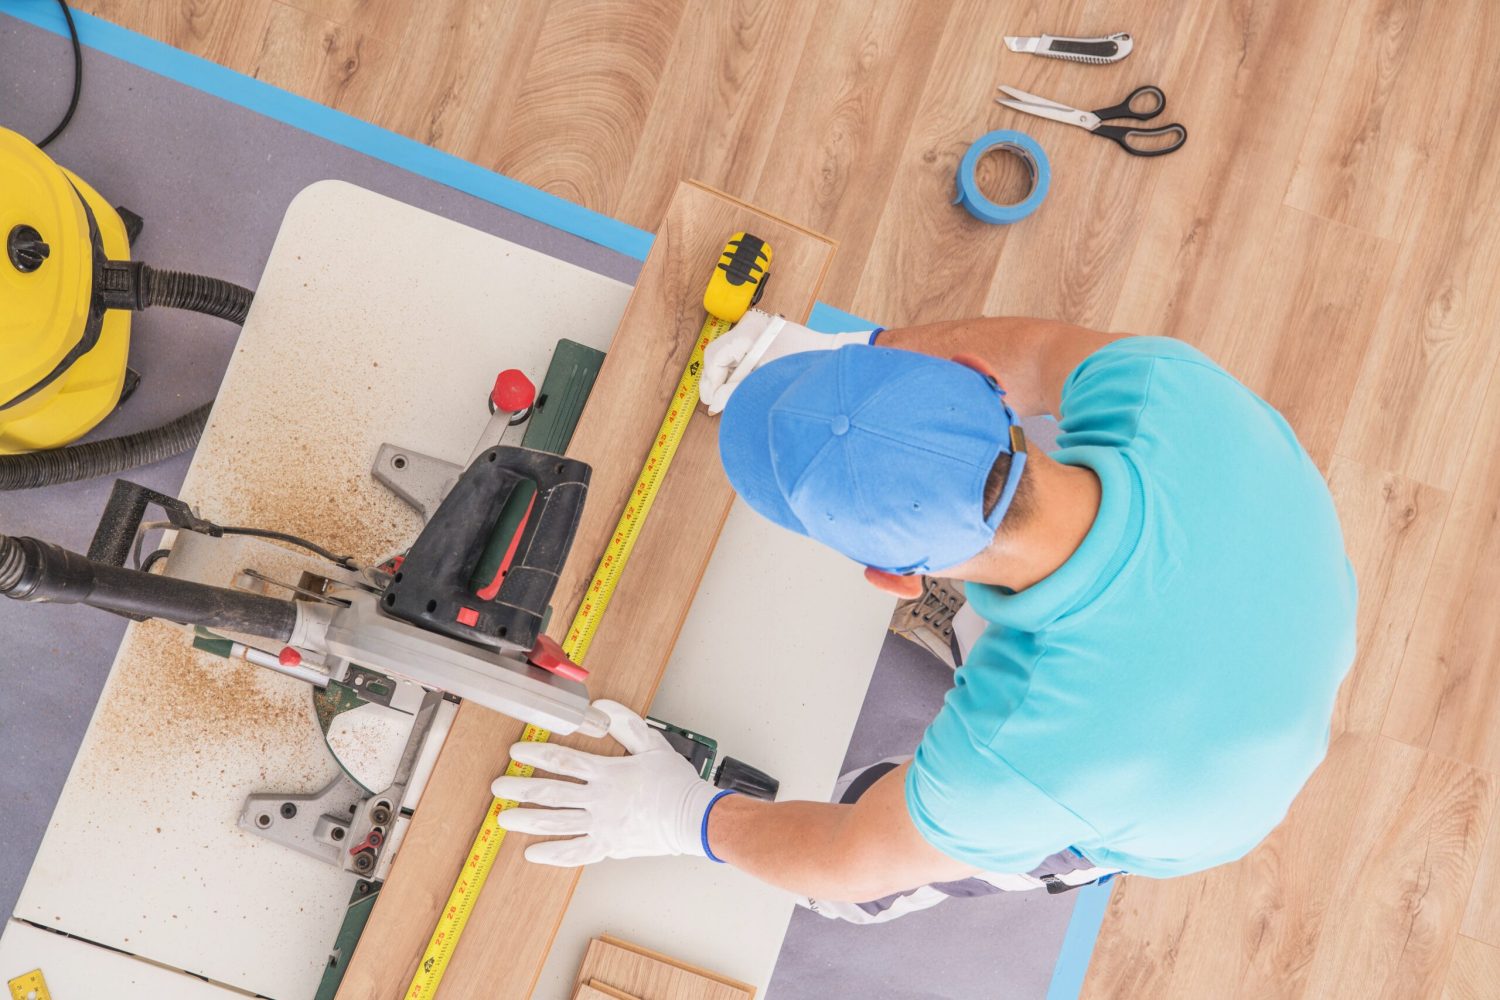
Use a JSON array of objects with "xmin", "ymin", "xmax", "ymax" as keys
[
  {"xmin": 325, "ymin": 705, "xmax": 410, "ymax": 791},
  {"xmin": 185, "ymin": 340, "xmax": 424, "ymax": 566},
  {"xmin": 89, "ymin": 618, "xmax": 319, "ymax": 769}
]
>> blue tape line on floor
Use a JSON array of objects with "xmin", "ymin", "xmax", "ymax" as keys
[
  {"xmin": 6, "ymin": 4, "xmax": 1113, "ymax": 990},
  {"xmin": 5, "ymin": 0, "xmax": 654, "ymax": 262},
  {"xmin": 1045, "ymin": 880, "xmax": 1115, "ymax": 1000}
]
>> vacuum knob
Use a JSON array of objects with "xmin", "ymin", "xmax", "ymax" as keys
[{"xmin": 7, "ymin": 225, "xmax": 50, "ymax": 273}]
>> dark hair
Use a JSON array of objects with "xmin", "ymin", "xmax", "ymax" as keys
[{"xmin": 982, "ymin": 450, "xmax": 1033, "ymax": 531}]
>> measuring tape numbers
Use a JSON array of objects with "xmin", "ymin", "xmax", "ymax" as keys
[{"xmin": 404, "ymin": 233, "xmax": 771, "ymax": 998}]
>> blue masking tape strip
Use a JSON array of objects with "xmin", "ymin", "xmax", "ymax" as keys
[{"xmin": 953, "ymin": 130, "xmax": 1050, "ymax": 224}]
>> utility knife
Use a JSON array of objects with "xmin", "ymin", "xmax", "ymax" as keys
[{"xmin": 1003, "ymin": 32, "xmax": 1132, "ymax": 65}]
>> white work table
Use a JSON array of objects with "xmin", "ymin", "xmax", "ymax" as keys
[{"xmin": 3, "ymin": 181, "xmax": 891, "ymax": 998}]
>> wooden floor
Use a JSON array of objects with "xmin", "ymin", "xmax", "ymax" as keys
[{"xmin": 68, "ymin": 1, "xmax": 1500, "ymax": 997}]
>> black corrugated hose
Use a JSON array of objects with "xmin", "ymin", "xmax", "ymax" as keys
[
  {"xmin": 138, "ymin": 266, "xmax": 253, "ymax": 325},
  {"xmin": 0, "ymin": 267, "xmax": 253, "ymax": 491}
]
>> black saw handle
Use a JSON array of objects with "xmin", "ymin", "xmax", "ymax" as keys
[{"xmin": 381, "ymin": 445, "xmax": 590, "ymax": 653}]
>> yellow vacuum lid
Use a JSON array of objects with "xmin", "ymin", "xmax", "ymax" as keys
[{"xmin": 0, "ymin": 126, "xmax": 94, "ymax": 410}]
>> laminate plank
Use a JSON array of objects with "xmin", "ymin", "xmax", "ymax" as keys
[
  {"xmin": 1333, "ymin": 108, "xmax": 1500, "ymax": 490},
  {"xmin": 1461, "ymin": 800, "xmax": 1500, "ymax": 949},
  {"xmin": 487, "ymin": 0, "xmax": 691, "ymax": 215},
  {"xmin": 1284, "ymin": 0, "xmax": 1494, "ymax": 242},
  {"xmin": 575, "ymin": 935, "xmax": 754, "ymax": 1000},
  {"xmin": 253, "ymin": 2, "xmax": 393, "ymax": 120},
  {"xmin": 76, "ymin": 0, "xmax": 274, "ymax": 68},
  {"xmin": 1299, "ymin": 739, "xmax": 1496, "ymax": 1000},
  {"xmin": 1324, "ymin": 456, "xmax": 1450, "ymax": 738},
  {"xmin": 749, "ymin": 0, "xmax": 954, "ymax": 308},
  {"xmin": 1108, "ymin": 0, "xmax": 1349, "ymax": 343},
  {"xmin": 334, "ymin": 182, "xmax": 835, "ymax": 999},
  {"xmin": 372, "ymin": 0, "xmax": 545, "ymax": 154},
  {"xmin": 1384, "ymin": 358, "xmax": 1500, "ymax": 771},
  {"xmin": 1442, "ymin": 936, "xmax": 1500, "ymax": 1000},
  {"xmin": 611, "ymin": 1, "xmax": 818, "ymax": 231}
]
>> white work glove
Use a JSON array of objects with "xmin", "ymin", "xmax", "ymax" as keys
[
  {"xmin": 491, "ymin": 700, "xmax": 728, "ymax": 866},
  {"xmin": 699, "ymin": 309, "xmax": 877, "ymax": 415}
]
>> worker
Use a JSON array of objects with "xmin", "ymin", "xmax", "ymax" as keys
[{"xmin": 492, "ymin": 312, "xmax": 1357, "ymax": 921}]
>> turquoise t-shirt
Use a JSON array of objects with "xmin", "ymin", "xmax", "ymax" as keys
[{"xmin": 905, "ymin": 336, "xmax": 1356, "ymax": 879}]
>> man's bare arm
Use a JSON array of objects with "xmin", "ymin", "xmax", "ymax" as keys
[
  {"xmin": 877, "ymin": 317, "xmax": 1122, "ymax": 417},
  {"xmin": 707, "ymin": 760, "xmax": 978, "ymax": 902}
]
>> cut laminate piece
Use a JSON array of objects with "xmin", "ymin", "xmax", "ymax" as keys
[
  {"xmin": 335, "ymin": 181, "xmax": 835, "ymax": 998},
  {"xmin": 579, "ymin": 981, "xmax": 639, "ymax": 1000},
  {"xmin": 576, "ymin": 936, "xmax": 754, "ymax": 1000}
]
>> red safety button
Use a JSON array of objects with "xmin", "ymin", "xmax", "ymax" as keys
[
  {"xmin": 527, "ymin": 634, "xmax": 588, "ymax": 682},
  {"xmin": 456, "ymin": 607, "xmax": 480, "ymax": 627},
  {"xmin": 491, "ymin": 369, "xmax": 536, "ymax": 413},
  {"xmin": 279, "ymin": 647, "xmax": 303, "ymax": 667}
]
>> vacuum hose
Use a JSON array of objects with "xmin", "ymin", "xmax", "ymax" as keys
[
  {"xmin": 0, "ymin": 532, "xmax": 299, "ymax": 640},
  {"xmin": 137, "ymin": 267, "xmax": 253, "ymax": 325},
  {"xmin": 0, "ymin": 265, "xmax": 253, "ymax": 491}
]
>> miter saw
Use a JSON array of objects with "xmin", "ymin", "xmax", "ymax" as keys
[{"xmin": 0, "ymin": 357, "xmax": 611, "ymax": 880}]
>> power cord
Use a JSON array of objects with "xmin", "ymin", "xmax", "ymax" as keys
[{"xmin": 36, "ymin": 0, "xmax": 82, "ymax": 148}]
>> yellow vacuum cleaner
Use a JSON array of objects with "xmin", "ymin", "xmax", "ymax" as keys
[{"xmin": 0, "ymin": 126, "xmax": 252, "ymax": 490}]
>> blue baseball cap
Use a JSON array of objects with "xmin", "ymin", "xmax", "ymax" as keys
[{"xmin": 718, "ymin": 345, "xmax": 1027, "ymax": 574}]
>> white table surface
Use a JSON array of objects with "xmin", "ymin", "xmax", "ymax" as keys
[
  {"xmin": 8, "ymin": 180, "xmax": 891, "ymax": 998},
  {"xmin": 0, "ymin": 918, "xmax": 241, "ymax": 999}
]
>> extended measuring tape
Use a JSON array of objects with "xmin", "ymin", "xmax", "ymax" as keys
[
  {"xmin": 7, "ymin": 969, "xmax": 50, "ymax": 1000},
  {"xmin": 404, "ymin": 232, "xmax": 772, "ymax": 998}
]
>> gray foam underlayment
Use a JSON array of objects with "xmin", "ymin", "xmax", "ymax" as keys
[{"xmin": 0, "ymin": 14, "xmax": 1081, "ymax": 999}]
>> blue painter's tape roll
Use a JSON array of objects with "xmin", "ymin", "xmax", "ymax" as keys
[{"xmin": 953, "ymin": 130, "xmax": 1050, "ymax": 224}]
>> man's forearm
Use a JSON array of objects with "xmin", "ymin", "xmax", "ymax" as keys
[
  {"xmin": 878, "ymin": 317, "xmax": 1120, "ymax": 417},
  {"xmin": 707, "ymin": 794, "xmax": 908, "ymax": 902},
  {"xmin": 706, "ymin": 769, "xmax": 979, "ymax": 903}
]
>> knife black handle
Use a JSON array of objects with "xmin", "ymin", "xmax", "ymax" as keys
[{"xmin": 1048, "ymin": 38, "xmax": 1119, "ymax": 58}]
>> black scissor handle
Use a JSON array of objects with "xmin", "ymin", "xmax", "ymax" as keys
[
  {"xmin": 1093, "ymin": 122, "xmax": 1187, "ymax": 157},
  {"xmin": 1093, "ymin": 84, "xmax": 1166, "ymax": 122}
]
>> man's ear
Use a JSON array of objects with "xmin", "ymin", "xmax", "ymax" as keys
[
  {"xmin": 952, "ymin": 353, "xmax": 1002, "ymax": 388},
  {"xmin": 864, "ymin": 566, "xmax": 925, "ymax": 599}
]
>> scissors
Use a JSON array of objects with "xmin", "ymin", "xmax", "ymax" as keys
[{"xmin": 996, "ymin": 84, "xmax": 1187, "ymax": 157}]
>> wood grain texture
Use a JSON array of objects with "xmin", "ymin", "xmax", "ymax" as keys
[
  {"xmin": 750, "ymin": 0, "xmax": 953, "ymax": 307},
  {"xmin": 1462, "ymin": 797, "xmax": 1500, "ymax": 948},
  {"xmin": 332, "ymin": 182, "xmax": 834, "ymax": 998},
  {"xmin": 576, "ymin": 936, "xmax": 754, "ymax": 1000},
  {"xmin": 1442, "ymin": 936, "xmax": 1500, "ymax": 1000},
  {"xmin": 1299, "ymin": 739, "xmax": 1496, "ymax": 1000},
  {"xmin": 1285, "ymin": 0, "xmax": 1494, "ymax": 242},
  {"xmin": 1384, "ymin": 357, "xmax": 1500, "ymax": 771},
  {"xmin": 1325, "ymin": 457, "xmax": 1449, "ymax": 737},
  {"xmin": 65, "ymin": 1, "xmax": 1500, "ymax": 996},
  {"xmin": 581, "ymin": 981, "xmax": 640, "ymax": 1000},
  {"xmin": 490, "ymin": 0, "xmax": 691, "ymax": 214},
  {"xmin": 252, "ymin": 3, "xmax": 392, "ymax": 119}
]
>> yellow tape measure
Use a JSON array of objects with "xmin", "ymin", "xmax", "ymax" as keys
[
  {"xmin": 403, "ymin": 233, "xmax": 770, "ymax": 998},
  {"xmin": 7, "ymin": 969, "xmax": 50, "ymax": 1000}
]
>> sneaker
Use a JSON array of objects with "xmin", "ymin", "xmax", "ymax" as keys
[{"xmin": 889, "ymin": 576, "xmax": 964, "ymax": 668}]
